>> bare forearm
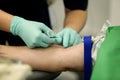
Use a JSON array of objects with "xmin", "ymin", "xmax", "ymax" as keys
[
  {"xmin": 64, "ymin": 9, "xmax": 87, "ymax": 32},
  {"xmin": 0, "ymin": 45, "xmax": 64, "ymax": 72},
  {"xmin": 0, "ymin": 9, "xmax": 13, "ymax": 32},
  {"xmin": 64, "ymin": 43, "xmax": 84, "ymax": 71},
  {"xmin": 0, "ymin": 43, "xmax": 84, "ymax": 72}
]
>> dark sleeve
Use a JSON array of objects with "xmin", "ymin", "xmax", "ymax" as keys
[{"xmin": 63, "ymin": 0, "xmax": 88, "ymax": 10}]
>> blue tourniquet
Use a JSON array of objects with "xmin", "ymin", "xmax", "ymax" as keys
[{"xmin": 84, "ymin": 36, "xmax": 92, "ymax": 80}]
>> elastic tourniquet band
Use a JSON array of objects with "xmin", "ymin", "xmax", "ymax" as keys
[{"xmin": 84, "ymin": 36, "xmax": 92, "ymax": 80}]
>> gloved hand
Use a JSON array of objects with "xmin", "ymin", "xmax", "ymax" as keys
[
  {"xmin": 10, "ymin": 16, "xmax": 55, "ymax": 48},
  {"xmin": 55, "ymin": 28, "xmax": 82, "ymax": 48}
]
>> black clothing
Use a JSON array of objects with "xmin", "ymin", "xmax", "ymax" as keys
[
  {"xmin": 63, "ymin": 0, "xmax": 88, "ymax": 10},
  {"xmin": 0, "ymin": 0, "xmax": 51, "ymax": 27},
  {"xmin": 0, "ymin": 0, "xmax": 88, "ymax": 46}
]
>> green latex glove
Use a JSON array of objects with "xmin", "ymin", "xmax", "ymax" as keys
[
  {"xmin": 91, "ymin": 26, "xmax": 120, "ymax": 80},
  {"xmin": 10, "ymin": 16, "xmax": 55, "ymax": 48},
  {"xmin": 55, "ymin": 28, "xmax": 81, "ymax": 48}
]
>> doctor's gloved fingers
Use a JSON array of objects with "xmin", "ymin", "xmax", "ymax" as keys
[
  {"xmin": 63, "ymin": 33, "xmax": 70, "ymax": 48},
  {"xmin": 36, "ymin": 41, "xmax": 49, "ymax": 48},
  {"xmin": 55, "ymin": 37, "xmax": 62, "ymax": 44},
  {"xmin": 68, "ymin": 34, "xmax": 76, "ymax": 46},
  {"xmin": 40, "ymin": 24, "xmax": 55, "ymax": 37},
  {"xmin": 73, "ymin": 38, "xmax": 81, "ymax": 46},
  {"xmin": 26, "ymin": 40, "xmax": 49, "ymax": 48},
  {"xmin": 40, "ymin": 34, "xmax": 56, "ymax": 44},
  {"xmin": 46, "ymin": 31, "xmax": 56, "ymax": 38},
  {"xmin": 55, "ymin": 32, "xmax": 64, "ymax": 44}
]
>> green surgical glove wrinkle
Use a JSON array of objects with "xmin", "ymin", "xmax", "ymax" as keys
[
  {"xmin": 56, "ymin": 28, "xmax": 81, "ymax": 48},
  {"xmin": 10, "ymin": 16, "xmax": 55, "ymax": 48}
]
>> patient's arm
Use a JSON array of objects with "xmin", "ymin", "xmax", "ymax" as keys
[{"xmin": 0, "ymin": 43, "xmax": 84, "ymax": 72}]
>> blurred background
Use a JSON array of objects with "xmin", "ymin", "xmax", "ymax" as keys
[{"xmin": 48, "ymin": 0, "xmax": 120, "ymax": 80}]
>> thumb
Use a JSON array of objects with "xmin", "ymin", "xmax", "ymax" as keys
[
  {"xmin": 55, "ymin": 36, "xmax": 62, "ymax": 44},
  {"xmin": 40, "ymin": 24, "xmax": 55, "ymax": 37},
  {"xmin": 55, "ymin": 32, "xmax": 64, "ymax": 44}
]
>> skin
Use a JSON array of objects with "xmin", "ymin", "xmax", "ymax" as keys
[
  {"xmin": 0, "ymin": 10, "xmax": 13, "ymax": 32},
  {"xmin": 64, "ymin": 8, "xmax": 87, "ymax": 32},
  {"xmin": 0, "ymin": 43, "xmax": 84, "ymax": 72}
]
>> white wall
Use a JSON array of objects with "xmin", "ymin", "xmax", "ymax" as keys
[
  {"xmin": 109, "ymin": 0, "xmax": 120, "ymax": 26},
  {"xmin": 81, "ymin": 0, "xmax": 120, "ymax": 36},
  {"xmin": 80, "ymin": 0, "xmax": 110, "ymax": 36},
  {"xmin": 49, "ymin": 0, "xmax": 65, "ymax": 33}
]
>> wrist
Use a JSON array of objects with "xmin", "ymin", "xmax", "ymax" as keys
[
  {"xmin": 64, "ymin": 27, "xmax": 79, "ymax": 33},
  {"xmin": 64, "ymin": 26, "xmax": 80, "ymax": 33}
]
